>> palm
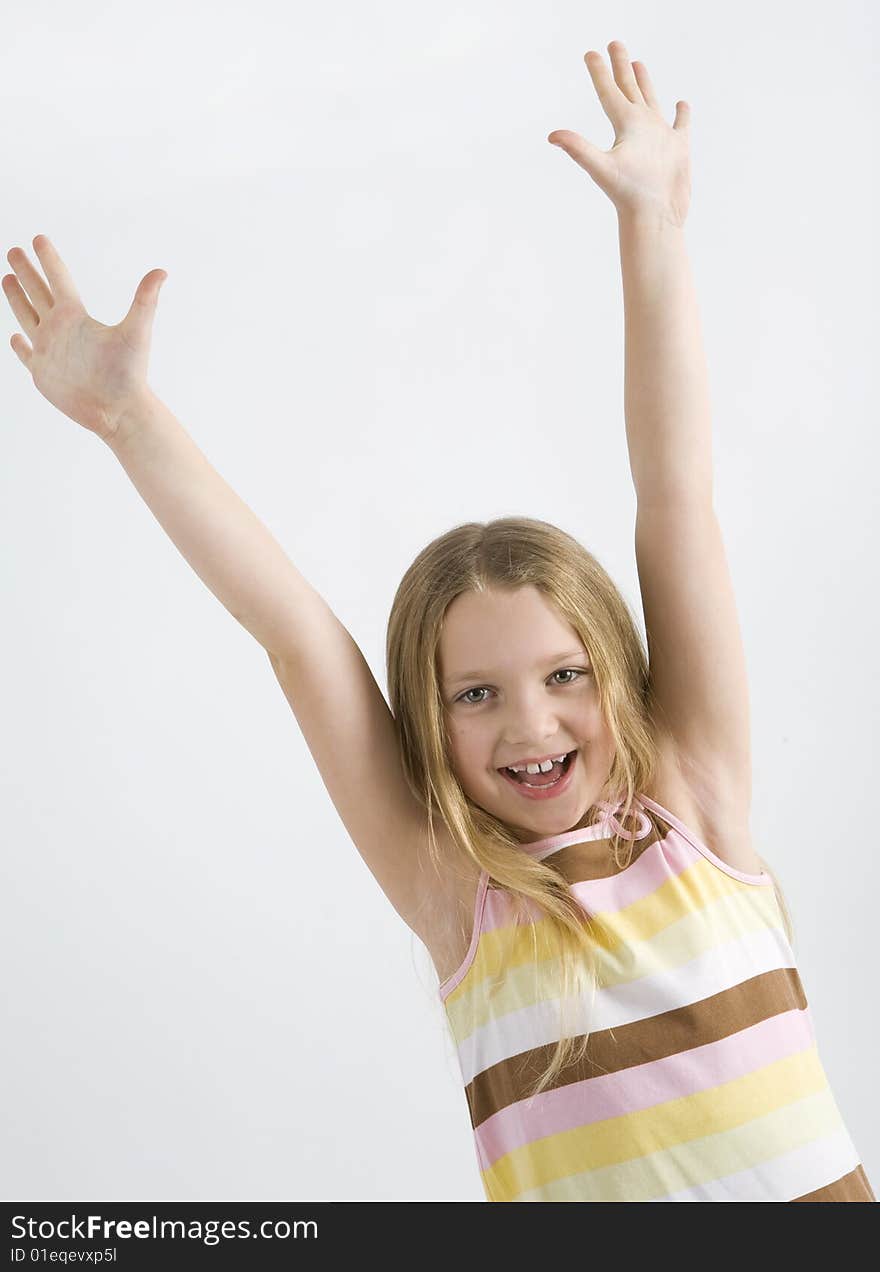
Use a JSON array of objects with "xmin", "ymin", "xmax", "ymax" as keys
[
  {"xmin": 29, "ymin": 304, "xmax": 149, "ymax": 433},
  {"xmin": 606, "ymin": 116, "xmax": 691, "ymax": 226},
  {"xmin": 3, "ymin": 235, "xmax": 166, "ymax": 438},
  {"xmin": 549, "ymin": 41, "xmax": 692, "ymax": 228}
]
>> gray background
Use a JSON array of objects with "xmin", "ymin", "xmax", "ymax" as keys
[{"xmin": 1, "ymin": 0, "xmax": 876, "ymax": 1200}]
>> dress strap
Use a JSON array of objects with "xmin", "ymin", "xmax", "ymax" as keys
[{"xmin": 595, "ymin": 797, "xmax": 653, "ymax": 842}]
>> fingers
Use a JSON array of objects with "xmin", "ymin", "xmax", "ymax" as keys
[
  {"xmin": 583, "ymin": 49, "xmax": 627, "ymax": 125},
  {"xmin": 3, "ymin": 235, "xmax": 83, "ymax": 353},
  {"xmin": 632, "ymin": 60, "xmax": 662, "ymax": 112},
  {"xmin": 2, "ymin": 272, "xmax": 40, "ymax": 337},
  {"xmin": 673, "ymin": 100, "xmax": 691, "ymax": 133},
  {"xmin": 5, "ymin": 245, "xmax": 53, "ymax": 320},
  {"xmin": 605, "ymin": 41, "xmax": 642, "ymax": 105},
  {"xmin": 584, "ymin": 42, "xmax": 664, "ymax": 119},
  {"xmin": 10, "ymin": 332, "xmax": 33, "ymax": 370},
  {"xmin": 32, "ymin": 235, "xmax": 81, "ymax": 305},
  {"xmin": 546, "ymin": 129, "xmax": 616, "ymax": 193}
]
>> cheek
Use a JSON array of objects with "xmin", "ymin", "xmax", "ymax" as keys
[
  {"xmin": 446, "ymin": 720, "xmax": 493, "ymax": 785},
  {"xmin": 590, "ymin": 724, "xmax": 617, "ymax": 771}
]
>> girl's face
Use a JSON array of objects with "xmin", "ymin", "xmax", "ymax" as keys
[{"xmin": 438, "ymin": 585, "xmax": 616, "ymax": 842}]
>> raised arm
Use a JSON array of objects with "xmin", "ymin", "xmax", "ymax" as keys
[
  {"xmin": 109, "ymin": 395, "xmax": 465, "ymax": 941},
  {"xmin": 620, "ymin": 212, "xmax": 752, "ymax": 817},
  {"xmin": 549, "ymin": 42, "xmax": 752, "ymax": 837},
  {"xmin": 107, "ymin": 391, "xmax": 334, "ymax": 659},
  {"xmin": 3, "ymin": 236, "xmax": 458, "ymax": 950}
]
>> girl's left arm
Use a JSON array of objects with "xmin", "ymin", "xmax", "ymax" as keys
[
  {"xmin": 550, "ymin": 42, "xmax": 752, "ymax": 821},
  {"xmin": 620, "ymin": 211, "xmax": 752, "ymax": 820}
]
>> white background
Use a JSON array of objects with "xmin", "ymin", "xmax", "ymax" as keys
[{"xmin": 1, "ymin": 0, "xmax": 876, "ymax": 1201}]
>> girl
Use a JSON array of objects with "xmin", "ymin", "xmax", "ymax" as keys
[{"xmin": 4, "ymin": 41, "xmax": 874, "ymax": 1203}]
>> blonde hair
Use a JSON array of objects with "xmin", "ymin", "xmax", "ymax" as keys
[{"xmin": 386, "ymin": 515, "xmax": 794, "ymax": 1099}]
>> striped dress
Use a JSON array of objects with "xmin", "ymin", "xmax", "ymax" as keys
[{"xmin": 438, "ymin": 793, "xmax": 875, "ymax": 1202}]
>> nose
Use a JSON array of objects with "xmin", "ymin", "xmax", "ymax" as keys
[{"xmin": 502, "ymin": 698, "xmax": 563, "ymax": 755}]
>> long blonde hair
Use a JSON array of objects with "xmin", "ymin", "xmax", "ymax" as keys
[{"xmin": 386, "ymin": 515, "xmax": 793, "ymax": 1098}]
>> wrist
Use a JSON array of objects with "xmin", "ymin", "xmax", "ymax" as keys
[
  {"xmin": 617, "ymin": 203, "xmax": 687, "ymax": 234},
  {"xmin": 103, "ymin": 388, "xmax": 163, "ymax": 454}
]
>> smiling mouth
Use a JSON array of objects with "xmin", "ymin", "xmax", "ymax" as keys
[{"xmin": 498, "ymin": 748, "xmax": 577, "ymax": 786}]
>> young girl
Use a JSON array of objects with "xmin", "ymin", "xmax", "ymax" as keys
[{"xmin": 4, "ymin": 41, "xmax": 873, "ymax": 1203}]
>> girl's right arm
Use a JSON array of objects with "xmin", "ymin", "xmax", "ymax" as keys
[
  {"xmin": 3, "ymin": 236, "xmax": 457, "ymax": 951},
  {"xmin": 108, "ymin": 395, "xmax": 454, "ymax": 943}
]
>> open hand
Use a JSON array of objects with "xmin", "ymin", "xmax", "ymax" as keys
[
  {"xmin": 3, "ymin": 236, "xmax": 167, "ymax": 441},
  {"xmin": 549, "ymin": 41, "xmax": 691, "ymax": 228}
]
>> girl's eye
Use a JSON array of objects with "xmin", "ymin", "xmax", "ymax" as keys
[
  {"xmin": 455, "ymin": 668, "xmax": 588, "ymax": 706},
  {"xmin": 459, "ymin": 687, "xmax": 490, "ymax": 705}
]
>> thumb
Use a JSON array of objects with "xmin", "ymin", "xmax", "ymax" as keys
[
  {"xmin": 548, "ymin": 129, "xmax": 615, "ymax": 190},
  {"xmin": 119, "ymin": 269, "xmax": 167, "ymax": 346}
]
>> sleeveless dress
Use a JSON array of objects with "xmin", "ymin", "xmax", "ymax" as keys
[{"xmin": 438, "ymin": 793, "xmax": 875, "ymax": 1202}]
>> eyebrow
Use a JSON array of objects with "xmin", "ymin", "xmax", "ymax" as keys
[{"xmin": 442, "ymin": 649, "xmax": 590, "ymax": 690}]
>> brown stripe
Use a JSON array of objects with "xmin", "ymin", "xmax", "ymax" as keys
[
  {"xmin": 790, "ymin": 1164, "xmax": 876, "ymax": 1202},
  {"xmin": 468, "ymin": 966, "xmax": 807, "ymax": 1128},
  {"xmin": 499, "ymin": 807, "xmax": 674, "ymax": 888}
]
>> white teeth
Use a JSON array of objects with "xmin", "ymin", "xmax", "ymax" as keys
[{"xmin": 506, "ymin": 752, "xmax": 569, "ymax": 774}]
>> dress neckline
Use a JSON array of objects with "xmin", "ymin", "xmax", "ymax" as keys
[
  {"xmin": 517, "ymin": 792, "xmax": 771, "ymax": 885},
  {"xmin": 519, "ymin": 796, "xmax": 653, "ymax": 860}
]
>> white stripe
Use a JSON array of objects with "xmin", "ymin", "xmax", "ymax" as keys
[
  {"xmin": 651, "ymin": 1125, "xmax": 863, "ymax": 1202},
  {"xmin": 456, "ymin": 922, "xmax": 797, "ymax": 1086}
]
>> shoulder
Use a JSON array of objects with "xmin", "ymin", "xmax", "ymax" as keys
[{"xmin": 642, "ymin": 730, "xmax": 765, "ymax": 877}]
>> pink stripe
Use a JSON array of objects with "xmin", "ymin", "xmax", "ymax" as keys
[
  {"xmin": 476, "ymin": 1007, "xmax": 816, "ymax": 1168},
  {"xmin": 480, "ymin": 827, "xmax": 699, "ymax": 934}
]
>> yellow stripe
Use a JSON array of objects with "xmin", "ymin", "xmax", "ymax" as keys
[
  {"xmin": 447, "ymin": 854, "xmax": 765, "ymax": 1007},
  {"xmin": 483, "ymin": 1041, "xmax": 828, "ymax": 1200},
  {"xmin": 513, "ymin": 1086, "xmax": 848, "ymax": 1201},
  {"xmin": 445, "ymin": 860, "xmax": 783, "ymax": 1042}
]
